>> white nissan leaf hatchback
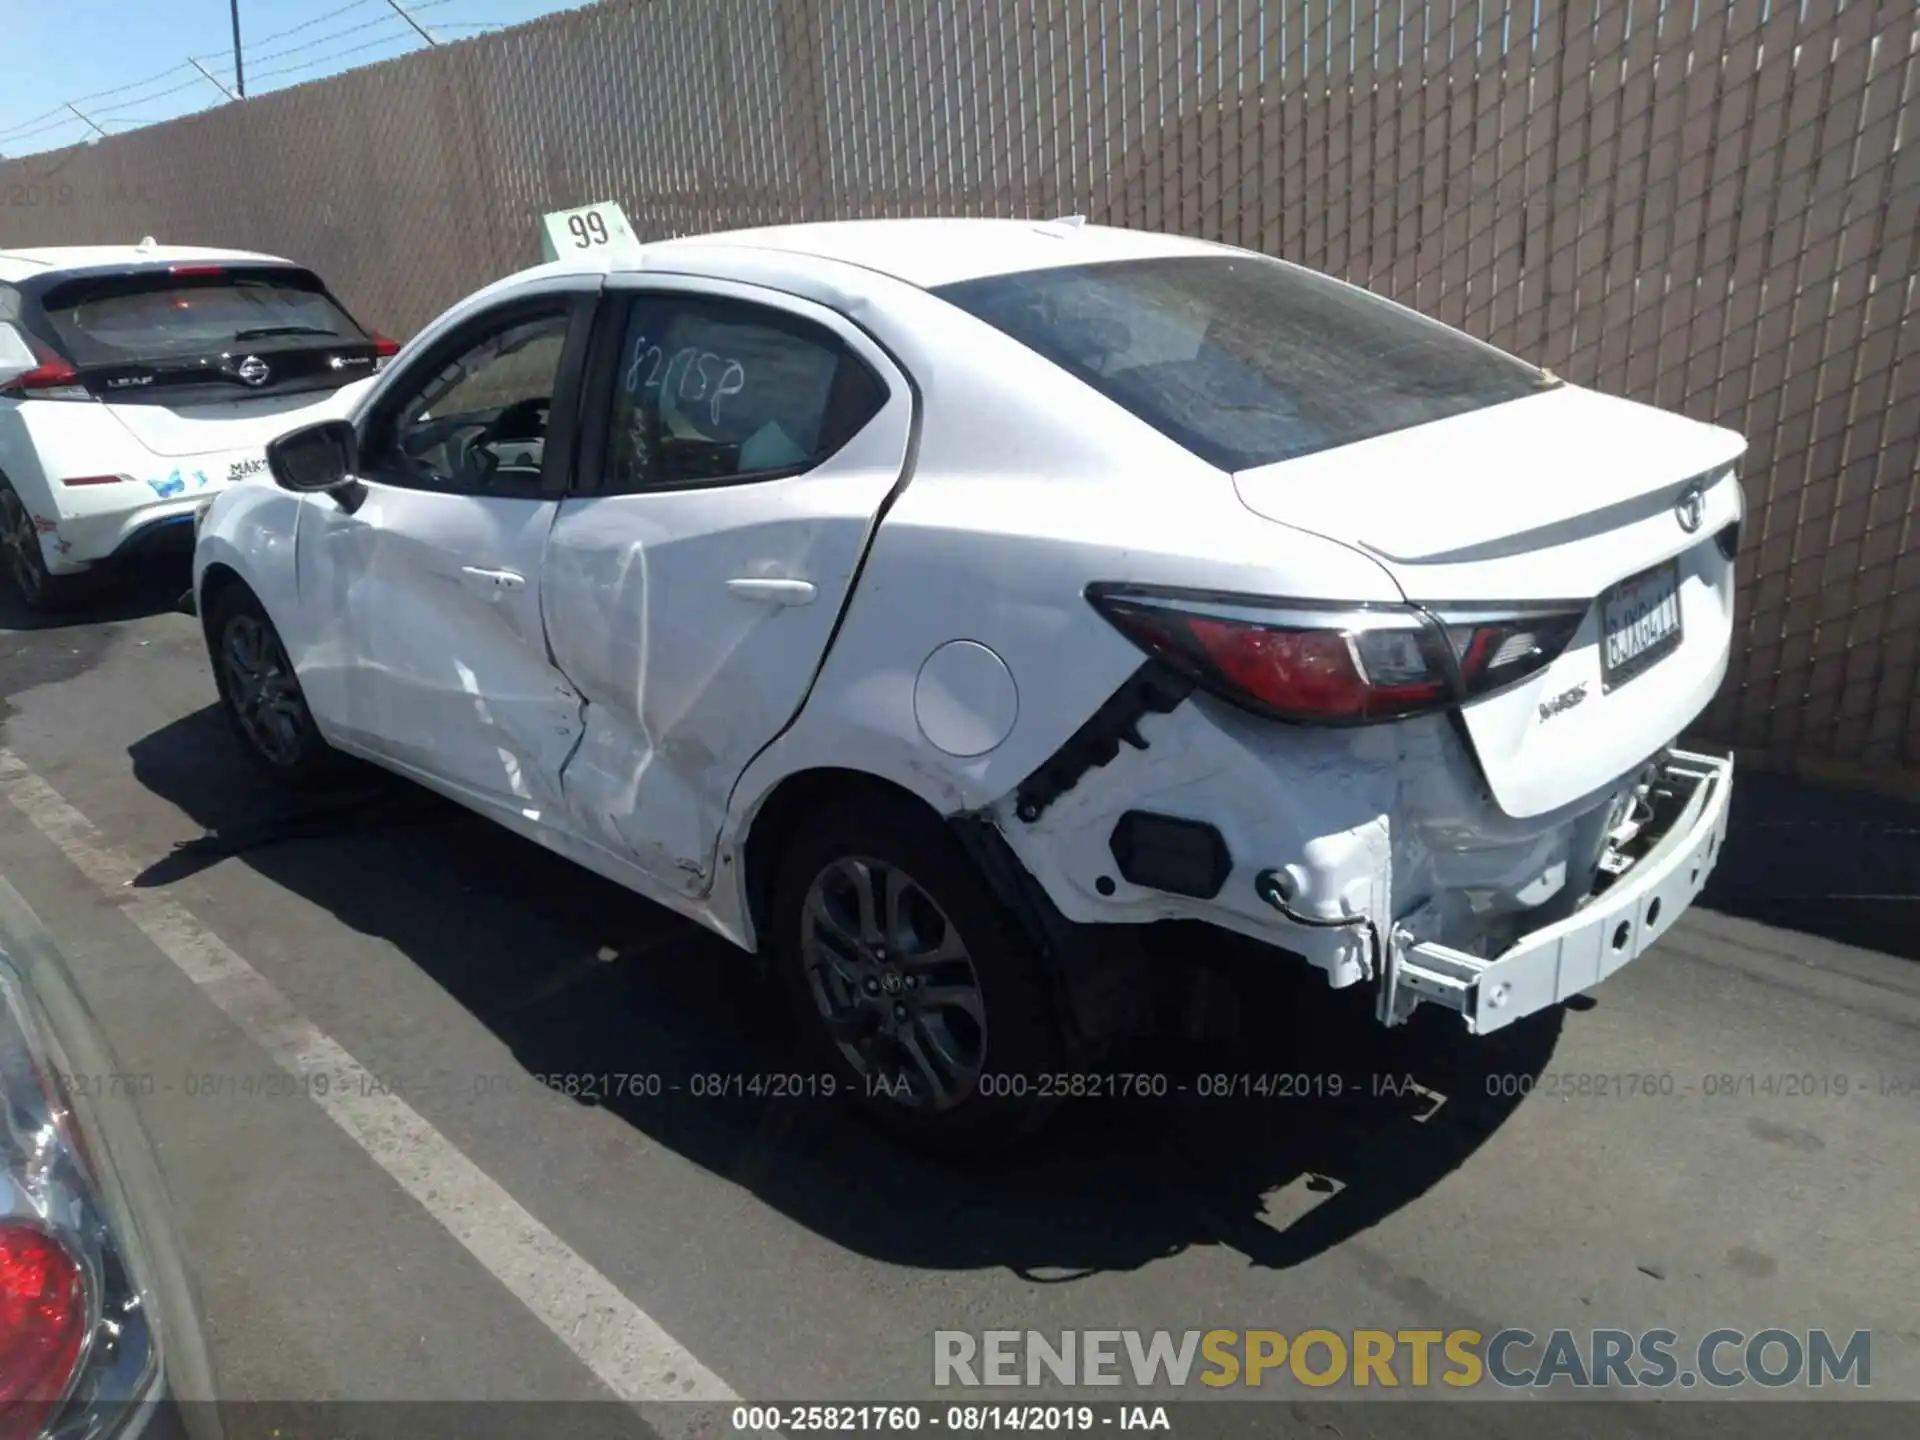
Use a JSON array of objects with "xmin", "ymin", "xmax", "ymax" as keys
[
  {"xmin": 193, "ymin": 219, "xmax": 1741, "ymax": 1149},
  {"xmin": 0, "ymin": 242, "xmax": 393, "ymax": 609}
]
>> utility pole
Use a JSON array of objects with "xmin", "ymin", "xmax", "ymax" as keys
[
  {"xmin": 189, "ymin": 56, "xmax": 237, "ymax": 101},
  {"xmin": 385, "ymin": 1, "xmax": 439, "ymax": 46},
  {"xmin": 230, "ymin": 0, "xmax": 246, "ymax": 97}
]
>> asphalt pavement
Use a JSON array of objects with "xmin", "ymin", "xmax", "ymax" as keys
[{"xmin": 1, "ymin": 566, "xmax": 1916, "ymax": 1440}]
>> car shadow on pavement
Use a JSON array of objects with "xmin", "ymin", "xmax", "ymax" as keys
[
  {"xmin": 0, "ymin": 563, "xmax": 192, "ymax": 634},
  {"xmin": 1697, "ymin": 767, "xmax": 1920, "ymax": 962},
  {"xmin": 1, "ymin": 565, "xmax": 196, "ymax": 734},
  {"xmin": 128, "ymin": 703, "xmax": 1560, "ymax": 1277}
]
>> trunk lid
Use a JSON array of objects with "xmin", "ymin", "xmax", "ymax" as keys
[{"xmin": 1234, "ymin": 384, "xmax": 1747, "ymax": 818}]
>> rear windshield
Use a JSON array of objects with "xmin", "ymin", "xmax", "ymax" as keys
[
  {"xmin": 35, "ymin": 266, "xmax": 367, "ymax": 367},
  {"xmin": 934, "ymin": 255, "xmax": 1551, "ymax": 471}
]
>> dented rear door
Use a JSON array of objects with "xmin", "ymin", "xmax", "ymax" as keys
[{"xmin": 540, "ymin": 276, "xmax": 912, "ymax": 897}]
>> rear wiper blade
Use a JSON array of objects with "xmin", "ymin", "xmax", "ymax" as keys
[{"xmin": 232, "ymin": 325, "xmax": 340, "ymax": 341}]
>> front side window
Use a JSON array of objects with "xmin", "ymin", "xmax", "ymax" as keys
[
  {"xmin": 371, "ymin": 309, "xmax": 569, "ymax": 495},
  {"xmin": 935, "ymin": 255, "xmax": 1553, "ymax": 471},
  {"xmin": 604, "ymin": 294, "xmax": 886, "ymax": 493}
]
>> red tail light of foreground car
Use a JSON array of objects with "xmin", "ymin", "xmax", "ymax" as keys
[
  {"xmin": 1089, "ymin": 584, "xmax": 1588, "ymax": 725},
  {"xmin": 0, "ymin": 876, "xmax": 220, "ymax": 1439}
]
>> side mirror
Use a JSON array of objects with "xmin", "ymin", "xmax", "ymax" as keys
[{"xmin": 266, "ymin": 420, "xmax": 359, "ymax": 495}]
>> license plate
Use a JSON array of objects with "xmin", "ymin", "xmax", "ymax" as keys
[{"xmin": 1601, "ymin": 559, "xmax": 1683, "ymax": 691}]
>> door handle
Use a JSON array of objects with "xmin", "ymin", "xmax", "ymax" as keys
[
  {"xmin": 727, "ymin": 577, "xmax": 817, "ymax": 607},
  {"xmin": 460, "ymin": 565, "xmax": 527, "ymax": 597}
]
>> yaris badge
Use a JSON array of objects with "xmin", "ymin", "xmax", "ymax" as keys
[
  {"xmin": 236, "ymin": 355, "xmax": 271, "ymax": 387},
  {"xmin": 1538, "ymin": 682, "xmax": 1589, "ymax": 723},
  {"xmin": 1675, "ymin": 482, "xmax": 1705, "ymax": 533}
]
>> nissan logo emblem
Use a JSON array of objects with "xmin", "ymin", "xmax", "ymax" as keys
[
  {"xmin": 236, "ymin": 355, "xmax": 271, "ymax": 387},
  {"xmin": 1675, "ymin": 482, "xmax": 1705, "ymax": 534}
]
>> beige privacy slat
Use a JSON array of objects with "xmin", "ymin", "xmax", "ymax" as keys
[{"xmin": 0, "ymin": 0, "xmax": 1911, "ymax": 773}]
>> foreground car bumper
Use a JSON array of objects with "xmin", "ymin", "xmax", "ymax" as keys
[{"xmin": 1391, "ymin": 748, "xmax": 1733, "ymax": 1033}]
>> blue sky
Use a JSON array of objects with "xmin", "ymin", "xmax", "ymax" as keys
[{"xmin": 0, "ymin": 0, "xmax": 598, "ymax": 158}]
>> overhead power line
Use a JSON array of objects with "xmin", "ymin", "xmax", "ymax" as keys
[
  {"xmin": 191, "ymin": 0, "xmax": 453, "ymax": 73},
  {"xmin": 2, "ymin": 0, "xmax": 487, "ymax": 154},
  {"xmin": 68, "ymin": 62, "xmax": 199, "ymax": 109},
  {"xmin": 94, "ymin": 74, "xmax": 227, "ymax": 122},
  {"xmin": 241, "ymin": 0, "xmax": 380, "ymax": 53},
  {"xmin": 242, "ymin": 12, "xmax": 413, "ymax": 69},
  {"xmin": 0, "ymin": 60, "xmax": 198, "ymax": 140},
  {"xmin": 0, "ymin": 112, "xmax": 90, "ymax": 146},
  {"xmin": 250, "ymin": 30, "xmax": 432, "ymax": 85}
]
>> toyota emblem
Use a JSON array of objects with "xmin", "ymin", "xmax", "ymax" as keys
[
  {"xmin": 236, "ymin": 355, "xmax": 271, "ymax": 387},
  {"xmin": 1675, "ymin": 482, "xmax": 1705, "ymax": 534}
]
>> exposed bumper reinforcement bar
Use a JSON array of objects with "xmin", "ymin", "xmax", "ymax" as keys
[{"xmin": 1389, "ymin": 748, "xmax": 1734, "ymax": 1034}]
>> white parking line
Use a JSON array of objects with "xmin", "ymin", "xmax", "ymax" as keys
[{"xmin": 0, "ymin": 748, "xmax": 738, "ymax": 1414}]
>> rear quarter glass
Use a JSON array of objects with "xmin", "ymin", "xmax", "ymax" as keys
[{"xmin": 934, "ymin": 254, "xmax": 1554, "ymax": 472}]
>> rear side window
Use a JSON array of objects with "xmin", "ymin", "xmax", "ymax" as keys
[
  {"xmin": 34, "ymin": 266, "xmax": 367, "ymax": 366},
  {"xmin": 935, "ymin": 255, "xmax": 1551, "ymax": 471},
  {"xmin": 603, "ymin": 294, "xmax": 887, "ymax": 493}
]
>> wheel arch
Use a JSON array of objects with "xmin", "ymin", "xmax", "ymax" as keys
[
  {"xmin": 737, "ymin": 766, "xmax": 947, "ymax": 957},
  {"xmin": 196, "ymin": 561, "xmax": 251, "ymax": 649},
  {"xmin": 732, "ymin": 761, "xmax": 1147, "ymax": 1069}
]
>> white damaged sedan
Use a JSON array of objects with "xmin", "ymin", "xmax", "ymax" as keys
[{"xmin": 193, "ymin": 218, "xmax": 1740, "ymax": 1148}]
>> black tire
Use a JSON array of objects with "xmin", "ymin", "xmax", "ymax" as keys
[
  {"xmin": 206, "ymin": 583, "xmax": 350, "ymax": 789},
  {"xmin": 768, "ymin": 791, "xmax": 1066, "ymax": 1155},
  {"xmin": 0, "ymin": 480, "xmax": 92, "ymax": 612}
]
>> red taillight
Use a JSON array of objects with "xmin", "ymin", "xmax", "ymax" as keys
[
  {"xmin": 1091, "ymin": 586, "xmax": 1587, "ymax": 726},
  {"xmin": 371, "ymin": 333, "xmax": 400, "ymax": 358},
  {"xmin": 1183, "ymin": 617, "xmax": 1445, "ymax": 720},
  {"xmin": 0, "ymin": 1223, "xmax": 88, "ymax": 1429},
  {"xmin": 2, "ymin": 340, "xmax": 83, "ymax": 398},
  {"xmin": 168, "ymin": 264, "xmax": 225, "ymax": 277}
]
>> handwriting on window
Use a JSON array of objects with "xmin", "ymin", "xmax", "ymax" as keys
[{"xmin": 625, "ymin": 335, "xmax": 747, "ymax": 426}]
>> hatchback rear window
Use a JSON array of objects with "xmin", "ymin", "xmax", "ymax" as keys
[
  {"xmin": 35, "ymin": 266, "xmax": 367, "ymax": 367},
  {"xmin": 934, "ymin": 255, "xmax": 1552, "ymax": 471}
]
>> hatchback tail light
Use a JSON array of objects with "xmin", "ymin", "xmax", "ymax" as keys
[
  {"xmin": 0, "ymin": 339, "xmax": 89, "ymax": 402},
  {"xmin": 371, "ymin": 333, "xmax": 400, "ymax": 371},
  {"xmin": 1089, "ymin": 585, "xmax": 1587, "ymax": 726}
]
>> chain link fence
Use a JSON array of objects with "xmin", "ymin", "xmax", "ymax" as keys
[{"xmin": 2, "ymin": 0, "xmax": 1915, "ymax": 779}]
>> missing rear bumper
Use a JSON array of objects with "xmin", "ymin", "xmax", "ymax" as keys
[{"xmin": 1387, "ymin": 748, "xmax": 1733, "ymax": 1033}]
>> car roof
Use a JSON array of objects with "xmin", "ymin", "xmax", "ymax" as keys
[
  {"xmin": 640, "ymin": 217, "xmax": 1227, "ymax": 289},
  {"xmin": 0, "ymin": 243, "xmax": 294, "ymax": 285}
]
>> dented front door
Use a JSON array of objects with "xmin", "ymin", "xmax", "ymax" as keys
[{"xmin": 539, "ymin": 276, "xmax": 912, "ymax": 897}]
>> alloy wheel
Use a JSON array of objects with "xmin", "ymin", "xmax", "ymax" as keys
[
  {"xmin": 800, "ymin": 855, "xmax": 989, "ymax": 1110},
  {"xmin": 0, "ymin": 490, "xmax": 46, "ymax": 603},
  {"xmin": 221, "ymin": 614, "xmax": 309, "ymax": 768}
]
